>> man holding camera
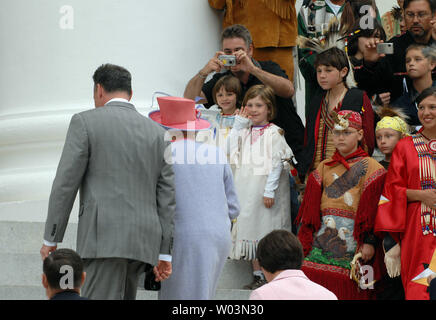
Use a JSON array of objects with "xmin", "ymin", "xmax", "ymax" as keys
[
  {"xmin": 356, "ymin": 0, "xmax": 436, "ymax": 104},
  {"xmin": 184, "ymin": 24, "xmax": 305, "ymax": 165}
]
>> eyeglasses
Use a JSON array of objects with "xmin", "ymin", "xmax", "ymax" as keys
[
  {"xmin": 405, "ymin": 11, "xmax": 431, "ymax": 20},
  {"xmin": 332, "ymin": 130, "xmax": 357, "ymax": 137}
]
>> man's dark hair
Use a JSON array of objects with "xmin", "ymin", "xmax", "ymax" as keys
[
  {"xmin": 404, "ymin": 0, "xmax": 436, "ymax": 13},
  {"xmin": 221, "ymin": 24, "xmax": 253, "ymax": 48},
  {"xmin": 416, "ymin": 86, "xmax": 436, "ymax": 105},
  {"xmin": 256, "ymin": 230, "xmax": 304, "ymax": 274},
  {"xmin": 314, "ymin": 47, "xmax": 350, "ymax": 81},
  {"xmin": 92, "ymin": 63, "xmax": 132, "ymax": 95},
  {"xmin": 43, "ymin": 248, "xmax": 84, "ymax": 290}
]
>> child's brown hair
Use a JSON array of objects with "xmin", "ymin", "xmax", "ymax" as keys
[
  {"xmin": 212, "ymin": 75, "xmax": 242, "ymax": 108},
  {"xmin": 242, "ymin": 85, "xmax": 276, "ymax": 121}
]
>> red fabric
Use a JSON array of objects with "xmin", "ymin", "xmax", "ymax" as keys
[
  {"xmin": 324, "ymin": 147, "xmax": 368, "ymax": 170},
  {"xmin": 353, "ymin": 167, "xmax": 387, "ymax": 282},
  {"xmin": 296, "ymin": 171, "xmax": 322, "ymax": 228},
  {"xmin": 337, "ymin": 110, "xmax": 362, "ymax": 129},
  {"xmin": 298, "ymin": 155, "xmax": 386, "ymax": 299},
  {"xmin": 374, "ymin": 137, "xmax": 436, "ymax": 300},
  {"xmin": 296, "ymin": 171, "xmax": 322, "ymax": 256},
  {"xmin": 302, "ymin": 263, "xmax": 375, "ymax": 300}
]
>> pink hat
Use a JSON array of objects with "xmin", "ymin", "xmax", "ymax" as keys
[{"xmin": 148, "ymin": 96, "xmax": 211, "ymax": 131}]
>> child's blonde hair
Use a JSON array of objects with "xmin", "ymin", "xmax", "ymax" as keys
[
  {"xmin": 406, "ymin": 44, "xmax": 436, "ymax": 64},
  {"xmin": 212, "ymin": 75, "xmax": 242, "ymax": 108},
  {"xmin": 242, "ymin": 85, "xmax": 276, "ymax": 121}
]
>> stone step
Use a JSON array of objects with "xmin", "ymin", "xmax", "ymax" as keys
[
  {"xmin": 0, "ymin": 285, "xmax": 251, "ymax": 300},
  {"xmin": 0, "ymin": 253, "xmax": 254, "ymax": 290},
  {"xmin": 0, "ymin": 220, "xmax": 256, "ymax": 293},
  {"xmin": 0, "ymin": 221, "xmax": 77, "ymax": 254}
]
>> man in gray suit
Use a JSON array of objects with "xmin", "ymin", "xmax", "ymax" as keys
[{"xmin": 40, "ymin": 64, "xmax": 176, "ymax": 300}]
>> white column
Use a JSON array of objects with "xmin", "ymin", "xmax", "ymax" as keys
[{"xmin": 0, "ymin": 0, "xmax": 223, "ymax": 221}]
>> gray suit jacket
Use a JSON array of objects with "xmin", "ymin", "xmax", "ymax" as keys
[{"xmin": 44, "ymin": 101, "xmax": 175, "ymax": 265}]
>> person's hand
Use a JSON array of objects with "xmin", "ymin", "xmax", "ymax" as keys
[
  {"xmin": 235, "ymin": 106, "xmax": 250, "ymax": 119},
  {"xmin": 427, "ymin": 273, "xmax": 436, "ymax": 285},
  {"xmin": 378, "ymin": 92, "xmax": 391, "ymax": 106},
  {"xmin": 360, "ymin": 243, "xmax": 375, "ymax": 262},
  {"xmin": 199, "ymin": 51, "xmax": 225, "ymax": 77},
  {"xmin": 153, "ymin": 260, "xmax": 172, "ymax": 282},
  {"xmin": 40, "ymin": 244, "xmax": 57, "ymax": 260},
  {"xmin": 419, "ymin": 189, "xmax": 436, "ymax": 209},
  {"xmin": 384, "ymin": 243, "xmax": 401, "ymax": 278},
  {"xmin": 263, "ymin": 197, "xmax": 275, "ymax": 209},
  {"xmin": 233, "ymin": 49, "xmax": 256, "ymax": 74},
  {"xmin": 363, "ymin": 38, "xmax": 385, "ymax": 63}
]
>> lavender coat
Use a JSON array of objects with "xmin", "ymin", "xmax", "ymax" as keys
[{"xmin": 158, "ymin": 139, "xmax": 240, "ymax": 300}]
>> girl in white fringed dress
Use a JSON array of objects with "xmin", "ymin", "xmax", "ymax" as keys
[{"xmin": 228, "ymin": 84, "xmax": 293, "ymax": 289}]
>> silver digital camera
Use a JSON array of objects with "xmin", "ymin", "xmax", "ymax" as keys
[
  {"xmin": 377, "ymin": 43, "xmax": 394, "ymax": 55},
  {"xmin": 218, "ymin": 55, "xmax": 236, "ymax": 67}
]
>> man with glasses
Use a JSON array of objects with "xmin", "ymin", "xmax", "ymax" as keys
[{"xmin": 355, "ymin": 0, "xmax": 436, "ymax": 103}]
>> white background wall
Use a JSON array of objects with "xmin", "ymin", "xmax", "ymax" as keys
[
  {"xmin": 0, "ymin": 0, "xmax": 398, "ymax": 220},
  {"xmin": 0, "ymin": 0, "xmax": 225, "ymax": 218},
  {"xmin": 0, "ymin": 0, "xmax": 223, "ymax": 116}
]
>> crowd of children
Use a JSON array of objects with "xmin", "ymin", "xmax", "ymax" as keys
[
  {"xmin": 198, "ymin": 41, "xmax": 436, "ymax": 299},
  {"xmin": 149, "ymin": 9, "xmax": 436, "ymax": 300},
  {"xmin": 154, "ymin": 41, "xmax": 436, "ymax": 299}
]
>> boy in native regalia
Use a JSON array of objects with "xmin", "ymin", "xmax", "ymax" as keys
[{"xmin": 296, "ymin": 110, "xmax": 387, "ymax": 299}]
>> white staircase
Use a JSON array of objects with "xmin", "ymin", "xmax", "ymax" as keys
[{"xmin": 0, "ymin": 215, "xmax": 253, "ymax": 300}]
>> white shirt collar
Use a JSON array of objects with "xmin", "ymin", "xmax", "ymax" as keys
[
  {"xmin": 105, "ymin": 98, "xmax": 131, "ymax": 105},
  {"xmin": 325, "ymin": 0, "xmax": 342, "ymax": 15}
]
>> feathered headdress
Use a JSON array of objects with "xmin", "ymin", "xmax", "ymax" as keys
[
  {"xmin": 297, "ymin": 18, "xmax": 357, "ymax": 88},
  {"xmin": 297, "ymin": 18, "xmax": 345, "ymax": 53}
]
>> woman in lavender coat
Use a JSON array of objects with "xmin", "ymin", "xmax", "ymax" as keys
[{"xmin": 149, "ymin": 97, "xmax": 240, "ymax": 300}]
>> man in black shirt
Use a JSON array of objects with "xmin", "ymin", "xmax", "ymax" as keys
[{"xmin": 184, "ymin": 24, "xmax": 305, "ymax": 164}]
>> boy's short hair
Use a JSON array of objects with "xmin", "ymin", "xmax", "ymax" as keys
[
  {"xmin": 43, "ymin": 249, "xmax": 84, "ymax": 290},
  {"xmin": 212, "ymin": 75, "xmax": 242, "ymax": 108},
  {"xmin": 314, "ymin": 47, "xmax": 350, "ymax": 81},
  {"xmin": 257, "ymin": 230, "xmax": 304, "ymax": 273},
  {"xmin": 242, "ymin": 85, "xmax": 276, "ymax": 121},
  {"xmin": 406, "ymin": 44, "xmax": 436, "ymax": 64}
]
